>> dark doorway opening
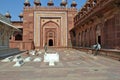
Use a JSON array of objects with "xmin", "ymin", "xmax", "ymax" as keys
[
  {"xmin": 49, "ymin": 39, "xmax": 53, "ymax": 46},
  {"xmin": 98, "ymin": 36, "xmax": 101, "ymax": 44},
  {"xmin": 15, "ymin": 34, "xmax": 22, "ymax": 40}
]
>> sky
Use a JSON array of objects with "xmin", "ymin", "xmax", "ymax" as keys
[{"xmin": 0, "ymin": 0, "xmax": 87, "ymax": 21}]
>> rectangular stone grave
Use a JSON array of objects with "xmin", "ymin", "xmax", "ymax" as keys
[
  {"xmin": 44, "ymin": 52, "xmax": 59, "ymax": 66},
  {"xmin": 13, "ymin": 58, "xmax": 24, "ymax": 67},
  {"xmin": 13, "ymin": 55, "xmax": 22, "ymax": 62},
  {"xmin": 1, "ymin": 56, "xmax": 14, "ymax": 62},
  {"xmin": 29, "ymin": 50, "xmax": 36, "ymax": 55}
]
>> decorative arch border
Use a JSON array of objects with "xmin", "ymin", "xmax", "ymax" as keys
[
  {"xmin": 42, "ymin": 21, "xmax": 60, "ymax": 47},
  {"xmin": 42, "ymin": 20, "xmax": 59, "ymax": 28},
  {"xmin": 34, "ymin": 11, "xmax": 68, "ymax": 48}
]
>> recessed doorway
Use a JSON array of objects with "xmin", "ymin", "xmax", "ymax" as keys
[
  {"xmin": 49, "ymin": 39, "xmax": 53, "ymax": 46},
  {"xmin": 98, "ymin": 36, "xmax": 101, "ymax": 44}
]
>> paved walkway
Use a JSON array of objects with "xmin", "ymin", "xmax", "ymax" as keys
[{"xmin": 0, "ymin": 48, "xmax": 120, "ymax": 80}]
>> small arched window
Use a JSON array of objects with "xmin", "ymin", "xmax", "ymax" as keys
[{"xmin": 15, "ymin": 34, "xmax": 22, "ymax": 40}]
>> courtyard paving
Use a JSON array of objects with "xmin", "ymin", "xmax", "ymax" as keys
[{"xmin": 0, "ymin": 48, "xmax": 120, "ymax": 80}]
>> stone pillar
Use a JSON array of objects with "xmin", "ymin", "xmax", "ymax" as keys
[
  {"xmin": 85, "ymin": 30, "xmax": 87, "ymax": 47},
  {"xmin": 89, "ymin": 28, "xmax": 92, "ymax": 47},
  {"xmin": 114, "ymin": 7, "xmax": 120, "ymax": 49},
  {"xmin": 83, "ymin": 31, "xmax": 85, "ymax": 47},
  {"xmin": 81, "ymin": 32, "xmax": 83, "ymax": 47},
  {"xmin": 100, "ymin": 17, "xmax": 105, "ymax": 48},
  {"xmin": 87, "ymin": 29, "xmax": 90, "ymax": 47},
  {"xmin": 91, "ymin": 28, "xmax": 94, "ymax": 45},
  {"xmin": 75, "ymin": 28, "xmax": 79, "ymax": 47},
  {"xmin": 92, "ymin": 27, "xmax": 96, "ymax": 45}
]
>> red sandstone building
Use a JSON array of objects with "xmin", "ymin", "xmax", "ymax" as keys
[
  {"xmin": 9, "ymin": 0, "xmax": 77, "ymax": 50},
  {"xmin": 71, "ymin": 0, "xmax": 120, "ymax": 49},
  {"xmin": 9, "ymin": 0, "xmax": 120, "ymax": 50}
]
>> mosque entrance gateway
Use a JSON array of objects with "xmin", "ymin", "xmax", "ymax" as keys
[{"xmin": 9, "ymin": 0, "xmax": 77, "ymax": 50}]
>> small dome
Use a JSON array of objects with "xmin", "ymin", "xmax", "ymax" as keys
[
  {"xmin": 24, "ymin": 0, "xmax": 30, "ymax": 7},
  {"xmin": 71, "ymin": 0, "xmax": 77, "ymax": 7},
  {"xmin": 19, "ymin": 12, "xmax": 23, "ymax": 18},
  {"xmin": 60, "ymin": 1, "xmax": 67, "ymax": 7},
  {"xmin": 5, "ymin": 12, "xmax": 11, "ymax": 18},
  {"xmin": 34, "ymin": 0, "xmax": 41, "ymax": 6},
  {"xmin": 47, "ymin": 0, "xmax": 54, "ymax": 6}
]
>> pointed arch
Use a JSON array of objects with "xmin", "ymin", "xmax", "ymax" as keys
[
  {"xmin": 42, "ymin": 21, "xmax": 59, "ymax": 28},
  {"xmin": 41, "ymin": 20, "xmax": 60, "ymax": 47}
]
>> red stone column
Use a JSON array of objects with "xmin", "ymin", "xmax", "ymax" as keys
[
  {"xmin": 81, "ymin": 31, "xmax": 83, "ymax": 47},
  {"xmin": 91, "ymin": 27, "xmax": 96, "ymax": 45},
  {"xmin": 83, "ymin": 31, "xmax": 85, "ymax": 47},
  {"xmin": 87, "ymin": 29, "xmax": 90, "ymax": 47},
  {"xmin": 75, "ymin": 29, "xmax": 79, "ymax": 47},
  {"xmin": 89, "ymin": 28, "xmax": 92, "ymax": 46},
  {"xmin": 90, "ymin": 27, "xmax": 95, "ymax": 45},
  {"xmin": 114, "ymin": 12, "xmax": 120, "ymax": 49}
]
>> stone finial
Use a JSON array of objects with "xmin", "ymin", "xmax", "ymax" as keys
[
  {"xmin": 5, "ymin": 11, "xmax": 11, "ymax": 19},
  {"xmin": 60, "ymin": 0, "xmax": 67, "ymax": 7},
  {"xmin": 71, "ymin": 0, "xmax": 77, "ymax": 8},
  {"xmin": 47, "ymin": 0, "xmax": 54, "ymax": 6},
  {"xmin": 24, "ymin": 0, "xmax": 30, "ymax": 7},
  {"xmin": 34, "ymin": 0, "xmax": 41, "ymax": 6},
  {"xmin": 19, "ymin": 12, "xmax": 23, "ymax": 21}
]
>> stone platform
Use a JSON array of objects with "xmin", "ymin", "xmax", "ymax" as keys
[{"xmin": 0, "ymin": 48, "xmax": 120, "ymax": 80}]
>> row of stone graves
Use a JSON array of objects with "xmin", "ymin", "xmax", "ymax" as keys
[
  {"xmin": 29, "ymin": 50, "xmax": 42, "ymax": 56},
  {"xmin": 1, "ymin": 50, "xmax": 43, "ymax": 67},
  {"xmin": 1, "ymin": 50, "xmax": 60, "ymax": 67}
]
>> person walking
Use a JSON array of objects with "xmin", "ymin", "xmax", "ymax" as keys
[
  {"xmin": 44, "ymin": 43, "xmax": 47, "ymax": 53},
  {"xmin": 94, "ymin": 43, "xmax": 101, "ymax": 56}
]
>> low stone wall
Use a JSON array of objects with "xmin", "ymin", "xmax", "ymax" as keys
[
  {"xmin": 73, "ymin": 47, "xmax": 120, "ymax": 61},
  {"xmin": 9, "ymin": 41, "xmax": 34, "ymax": 50},
  {"xmin": 0, "ymin": 48, "xmax": 25, "ymax": 59}
]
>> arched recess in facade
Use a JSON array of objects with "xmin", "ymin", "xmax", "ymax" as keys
[
  {"xmin": 95, "ymin": 24, "xmax": 101, "ymax": 44},
  {"xmin": 41, "ymin": 21, "xmax": 60, "ymax": 47}
]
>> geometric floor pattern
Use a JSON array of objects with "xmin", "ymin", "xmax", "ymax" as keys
[{"xmin": 0, "ymin": 48, "xmax": 120, "ymax": 80}]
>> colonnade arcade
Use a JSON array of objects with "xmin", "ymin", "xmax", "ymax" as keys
[
  {"xmin": 71, "ymin": 20, "xmax": 102, "ymax": 48},
  {"xmin": 0, "ymin": 23, "xmax": 14, "ymax": 47}
]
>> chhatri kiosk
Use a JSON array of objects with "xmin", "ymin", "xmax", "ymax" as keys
[{"xmin": 0, "ymin": 13, "xmax": 20, "ymax": 59}]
